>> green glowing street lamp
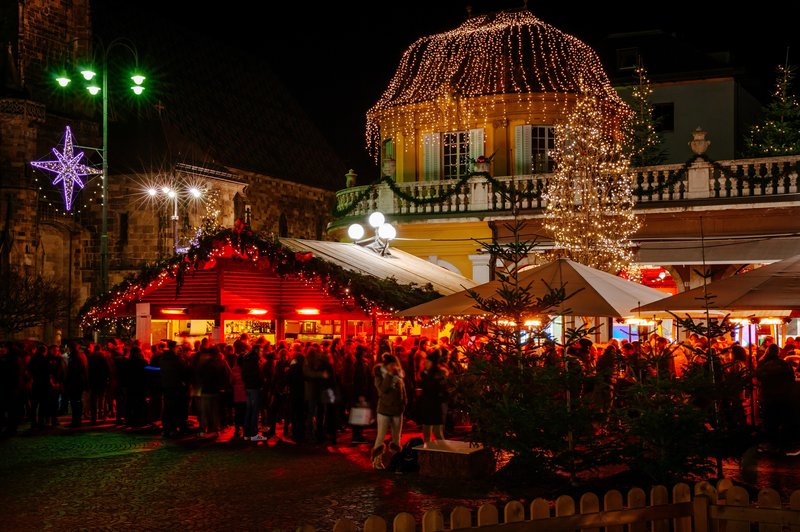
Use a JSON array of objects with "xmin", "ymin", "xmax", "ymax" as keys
[{"xmin": 54, "ymin": 39, "xmax": 147, "ymax": 294}]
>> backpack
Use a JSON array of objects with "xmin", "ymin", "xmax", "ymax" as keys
[{"xmin": 386, "ymin": 437, "xmax": 423, "ymax": 473}]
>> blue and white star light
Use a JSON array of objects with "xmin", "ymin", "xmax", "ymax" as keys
[{"xmin": 31, "ymin": 126, "xmax": 101, "ymax": 211}]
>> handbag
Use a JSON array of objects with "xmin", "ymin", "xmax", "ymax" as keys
[
  {"xmin": 348, "ymin": 406, "xmax": 373, "ymax": 426},
  {"xmin": 320, "ymin": 387, "xmax": 336, "ymax": 405}
]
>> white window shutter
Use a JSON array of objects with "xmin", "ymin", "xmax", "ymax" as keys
[
  {"xmin": 422, "ymin": 132, "xmax": 441, "ymax": 181},
  {"xmin": 383, "ymin": 138, "xmax": 395, "ymax": 160},
  {"xmin": 468, "ymin": 128, "xmax": 485, "ymax": 160},
  {"xmin": 514, "ymin": 125, "xmax": 532, "ymax": 175}
]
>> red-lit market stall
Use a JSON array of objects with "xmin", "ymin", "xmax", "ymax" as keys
[{"xmin": 80, "ymin": 230, "xmax": 476, "ymax": 347}]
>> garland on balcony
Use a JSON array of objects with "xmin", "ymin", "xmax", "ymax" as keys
[
  {"xmin": 334, "ymin": 171, "xmax": 547, "ymax": 218},
  {"xmin": 79, "ymin": 228, "xmax": 441, "ymax": 330},
  {"xmin": 635, "ymin": 153, "xmax": 800, "ymax": 197},
  {"xmin": 336, "ymin": 154, "xmax": 799, "ymax": 218}
]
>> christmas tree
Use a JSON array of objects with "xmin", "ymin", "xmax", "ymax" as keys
[
  {"xmin": 628, "ymin": 62, "xmax": 667, "ymax": 167},
  {"xmin": 745, "ymin": 63, "xmax": 800, "ymax": 157},
  {"xmin": 544, "ymin": 92, "xmax": 640, "ymax": 274}
]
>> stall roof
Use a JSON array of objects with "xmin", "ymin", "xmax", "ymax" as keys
[
  {"xmin": 82, "ymin": 233, "xmax": 476, "ymax": 324},
  {"xmin": 280, "ymin": 239, "xmax": 477, "ymax": 295}
]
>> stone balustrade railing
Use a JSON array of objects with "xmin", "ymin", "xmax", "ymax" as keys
[{"xmin": 334, "ymin": 155, "xmax": 800, "ymax": 220}]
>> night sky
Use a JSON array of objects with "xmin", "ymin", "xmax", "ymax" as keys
[{"xmin": 94, "ymin": 1, "xmax": 797, "ymax": 182}]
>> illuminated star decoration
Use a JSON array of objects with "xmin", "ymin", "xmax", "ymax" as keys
[{"xmin": 31, "ymin": 126, "xmax": 101, "ymax": 211}]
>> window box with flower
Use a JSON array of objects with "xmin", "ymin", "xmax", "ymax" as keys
[{"xmin": 468, "ymin": 152, "xmax": 495, "ymax": 175}]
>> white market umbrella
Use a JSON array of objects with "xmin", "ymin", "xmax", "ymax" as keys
[
  {"xmin": 397, "ymin": 258, "xmax": 668, "ymax": 318},
  {"xmin": 636, "ymin": 255, "xmax": 800, "ymax": 312}
]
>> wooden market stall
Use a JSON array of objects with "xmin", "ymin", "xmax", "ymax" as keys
[{"xmin": 80, "ymin": 229, "xmax": 476, "ymax": 346}]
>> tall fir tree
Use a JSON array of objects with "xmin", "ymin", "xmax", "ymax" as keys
[
  {"xmin": 628, "ymin": 62, "xmax": 667, "ymax": 167},
  {"xmin": 544, "ymin": 92, "xmax": 640, "ymax": 274},
  {"xmin": 745, "ymin": 63, "xmax": 800, "ymax": 156}
]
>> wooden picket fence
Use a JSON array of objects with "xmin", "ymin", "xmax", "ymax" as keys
[{"xmin": 299, "ymin": 479, "xmax": 800, "ymax": 532}]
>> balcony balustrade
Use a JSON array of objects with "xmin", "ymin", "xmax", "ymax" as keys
[{"xmin": 333, "ymin": 156, "xmax": 800, "ymax": 224}]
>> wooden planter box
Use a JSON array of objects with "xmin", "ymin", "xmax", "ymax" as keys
[{"xmin": 413, "ymin": 440, "xmax": 495, "ymax": 479}]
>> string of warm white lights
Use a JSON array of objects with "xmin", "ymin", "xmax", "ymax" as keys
[
  {"xmin": 543, "ymin": 92, "xmax": 639, "ymax": 274},
  {"xmin": 366, "ymin": 10, "xmax": 625, "ymax": 157}
]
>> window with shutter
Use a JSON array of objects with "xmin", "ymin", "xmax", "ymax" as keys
[
  {"xmin": 442, "ymin": 130, "xmax": 469, "ymax": 179},
  {"xmin": 382, "ymin": 138, "xmax": 395, "ymax": 160},
  {"xmin": 422, "ymin": 132, "xmax": 442, "ymax": 181},
  {"xmin": 531, "ymin": 126, "xmax": 555, "ymax": 172},
  {"xmin": 468, "ymin": 128, "xmax": 485, "ymax": 161},
  {"xmin": 514, "ymin": 125, "xmax": 532, "ymax": 175},
  {"xmin": 515, "ymin": 124, "xmax": 554, "ymax": 174}
]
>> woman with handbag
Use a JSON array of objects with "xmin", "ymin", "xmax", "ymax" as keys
[{"xmin": 371, "ymin": 353, "xmax": 407, "ymax": 469}]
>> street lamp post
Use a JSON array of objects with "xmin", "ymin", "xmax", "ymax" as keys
[
  {"xmin": 148, "ymin": 185, "xmax": 202, "ymax": 254},
  {"xmin": 168, "ymin": 188, "xmax": 178, "ymax": 254},
  {"xmin": 57, "ymin": 38, "xmax": 146, "ymax": 294},
  {"xmin": 100, "ymin": 59, "xmax": 109, "ymax": 294}
]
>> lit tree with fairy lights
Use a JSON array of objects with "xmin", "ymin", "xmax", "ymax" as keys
[
  {"xmin": 627, "ymin": 62, "xmax": 666, "ymax": 167},
  {"xmin": 544, "ymin": 92, "xmax": 640, "ymax": 274},
  {"xmin": 745, "ymin": 63, "xmax": 800, "ymax": 157}
]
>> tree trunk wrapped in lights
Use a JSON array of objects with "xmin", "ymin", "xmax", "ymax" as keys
[{"xmin": 544, "ymin": 92, "xmax": 639, "ymax": 274}]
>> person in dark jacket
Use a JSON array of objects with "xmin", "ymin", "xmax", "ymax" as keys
[
  {"xmin": 756, "ymin": 343, "xmax": 797, "ymax": 452},
  {"xmin": 65, "ymin": 342, "xmax": 89, "ymax": 428},
  {"xmin": 371, "ymin": 353, "xmax": 407, "ymax": 469},
  {"xmin": 28, "ymin": 345, "xmax": 52, "ymax": 428},
  {"xmin": 0, "ymin": 343, "xmax": 26, "ymax": 436},
  {"xmin": 46, "ymin": 345, "xmax": 66, "ymax": 426},
  {"xmin": 241, "ymin": 345, "xmax": 266, "ymax": 441},
  {"xmin": 270, "ymin": 348, "xmax": 291, "ymax": 436},
  {"xmin": 111, "ymin": 347, "xmax": 129, "ymax": 426},
  {"xmin": 126, "ymin": 347, "xmax": 148, "ymax": 427},
  {"xmin": 316, "ymin": 350, "xmax": 337, "ymax": 444},
  {"xmin": 88, "ymin": 345, "xmax": 111, "ymax": 423},
  {"xmin": 349, "ymin": 345, "xmax": 371, "ymax": 444},
  {"xmin": 286, "ymin": 353, "xmax": 306, "ymax": 441},
  {"xmin": 196, "ymin": 345, "xmax": 231, "ymax": 438},
  {"xmin": 160, "ymin": 340, "xmax": 188, "ymax": 437},
  {"xmin": 417, "ymin": 350, "xmax": 449, "ymax": 444}
]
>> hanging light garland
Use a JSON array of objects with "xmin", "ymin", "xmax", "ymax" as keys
[{"xmin": 366, "ymin": 9, "xmax": 626, "ymax": 157}]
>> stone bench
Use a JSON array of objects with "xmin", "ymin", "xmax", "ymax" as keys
[{"xmin": 413, "ymin": 440, "xmax": 495, "ymax": 479}]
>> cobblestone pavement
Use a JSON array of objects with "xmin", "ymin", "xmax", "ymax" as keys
[
  {"xmin": 0, "ymin": 421, "xmax": 509, "ymax": 531},
  {"xmin": 1, "ymin": 420, "xmax": 798, "ymax": 531}
]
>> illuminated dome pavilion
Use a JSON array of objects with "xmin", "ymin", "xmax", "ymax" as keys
[{"xmin": 366, "ymin": 9, "xmax": 627, "ymax": 160}]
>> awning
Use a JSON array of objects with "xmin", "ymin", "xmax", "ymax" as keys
[{"xmin": 636, "ymin": 235, "xmax": 800, "ymax": 265}]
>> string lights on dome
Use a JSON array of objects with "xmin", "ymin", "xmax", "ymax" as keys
[{"xmin": 366, "ymin": 10, "xmax": 627, "ymax": 157}]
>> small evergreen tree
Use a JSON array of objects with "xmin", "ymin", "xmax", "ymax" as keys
[
  {"xmin": 745, "ymin": 63, "xmax": 800, "ymax": 156},
  {"xmin": 457, "ymin": 186, "xmax": 611, "ymax": 482},
  {"xmin": 628, "ymin": 62, "xmax": 667, "ymax": 167}
]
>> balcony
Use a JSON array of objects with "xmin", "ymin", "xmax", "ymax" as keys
[{"xmin": 332, "ymin": 155, "xmax": 800, "ymax": 227}]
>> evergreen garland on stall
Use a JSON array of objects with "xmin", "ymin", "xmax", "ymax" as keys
[{"xmin": 79, "ymin": 228, "xmax": 440, "ymax": 330}]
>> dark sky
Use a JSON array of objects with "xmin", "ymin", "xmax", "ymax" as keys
[{"xmin": 95, "ymin": 1, "xmax": 797, "ymax": 182}]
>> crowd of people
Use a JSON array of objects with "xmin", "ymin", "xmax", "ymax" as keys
[
  {"xmin": 1, "ymin": 330, "xmax": 799, "ymax": 460},
  {"xmin": 0, "ymin": 335, "xmax": 458, "ymax": 464}
]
